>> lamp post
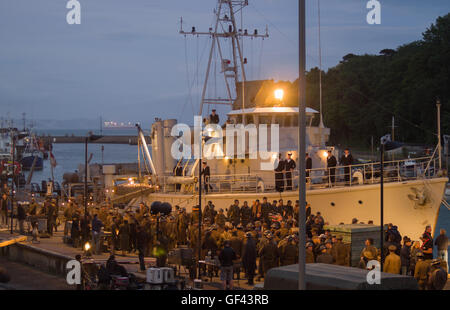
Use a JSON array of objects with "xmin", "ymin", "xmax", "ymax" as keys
[
  {"xmin": 298, "ymin": 0, "xmax": 307, "ymax": 291},
  {"xmin": 380, "ymin": 142, "xmax": 385, "ymax": 272},
  {"xmin": 10, "ymin": 132, "xmax": 16, "ymax": 235},
  {"xmin": 83, "ymin": 134, "xmax": 102, "ymax": 245},
  {"xmin": 83, "ymin": 136, "xmax": 88, "ymax": 243}
]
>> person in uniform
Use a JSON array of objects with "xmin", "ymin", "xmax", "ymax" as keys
[
  {"xmin": 316, "ymin": 245, "xmax": 334, "ymax": 264},
  {"xmin": 215, "ymin": 209, "xmax": 226, "ymax": 229},
  {"xmin": 209, "ymin": 109, "xmax": 220, "ymax": 124},
  {"xmin": 136, "ymin": 225, "xmax": 148, "ymax": 271},
  {"xmin": 119, "ymin": 220, "xmax": 130, "ymax": 256},
  {"xmin": 274, "ymin": 154, "xmax": 285, "ymax": 192},
  {"xmin": 280, "ymin": 236, "xmax": 298, "ymax": 266},
  {"xmin": 339, "ymin": 148, "xmax": 353, "ymax": 185},
  {"xmin": 414, "ymin": 252, "xmax": 430, "ymax": 290},
  {"xmin": 326, "ymin": 150, "xmax": 337, "ymax": 185},
  {"xmin": 360, "ymin": 238, "xmax": 378, "ymax": 268},
  {"xmin": 259, "ymin": 233, "xmax": 279, "ymax": 278},
  {"xmin": 261, "ymin": 197, "xmax": 271, "ymax": 225},
  {"xmin": 427, "ymin": 259, "xmax": 448, "ymax": 290},
  {"xmin": 409, "ymin": 241, "xmax": 422, "ymax": 275},
  {"xmin": 201, "ymin": 162, "xmax": 212, "ymax": 193},
  {"xmin": 400, "ymin": 237, "xmax": 412, "ymax": 275},
  {"xmin": 230, "ymin": 230, "xmax": 243, "ymax": 280},
  {"xmin": 332, "ymin": 236, "xmax": 348, "ymax": 266},
  {"xmin": 384, "ymin": 245, "xmax": 401, "ymax": 274},
  {"xmin": 305, "ymin": 153, "xmax": 312, "ymax": 181},
  {"xmin": 46, "ymin": 199, "xmax": 56, "ymax": 236},
  {"xmin": 227, "ymin": 200, "xmax": 241, "ymax": 227},
  {"xmin": 240, "ymin": 201, "xmax": 252, "ymax": 228},
  {"xmin": 173, "ymin": 162, "xmax": 183, "ymax": 191},
  {"xmin": 306, "ymin": 242, "xmax": 315, "ymax": 263},
  {"xmin": 242, "ymin": 232, "xmax": 257, "ymax": 285},
  {"xmin": 421, "ymin": 225, "xmax": 434, "ymax": 260},
  {"xmin": 204, "ymin": 201, "xmax": 217, "ymax": 224},
  {"xmin": 282, "ymin": 200, "xmax": 294, "ymax": 219},
  {"xmin": 284, "ymin": 153, "xmax": 296, "ymax": 191}
]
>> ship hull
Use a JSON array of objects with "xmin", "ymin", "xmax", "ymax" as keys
[
  {"xmin": 141, "ymin": 177, "xmax": 447, "ymax": 240},
  {"xmin": 20, "ymin": 155, "xmax": 43, "ymax": 171}
]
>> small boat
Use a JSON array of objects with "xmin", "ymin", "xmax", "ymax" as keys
[{"xmin": 20, "ymin": 151, "xmax": 43, "ymax": 171}]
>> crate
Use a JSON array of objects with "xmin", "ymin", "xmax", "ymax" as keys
[{"xmin": 324, "ymin": 224, "xmax": 381, "ymax": 267}]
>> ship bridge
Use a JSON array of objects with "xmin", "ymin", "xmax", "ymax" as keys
[{"xmin": 227, "ymin": 106, "xmax": 318, "ymax": 127}]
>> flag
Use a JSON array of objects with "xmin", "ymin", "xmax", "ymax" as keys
[
  {"xmin": 50, "ymin": 151, "xmax": 57, "ymax": 168},
  {"xmin": 380, "ymin": 134, "xmax": 391, "ymax": 145}
]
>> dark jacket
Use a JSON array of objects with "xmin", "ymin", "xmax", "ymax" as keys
[
  {"xmin": 400, "ymin": 245, "xmax": 411, "ymax": 267},
  {"xmin": 327, "ymin": 155, "xmax": 337, "ymax": 168},
  {"xmin": 17, "ymin": 204, "xmax": 26, "ymax": 221},
  {"xmin": 339, "ymin": 154, "xmax": 353, "ymax": 166},
  {"xmin": 316, "ymin": 252, "xmax": 334, "ymax": 264},
  {"xmin": 91, "ymin": 218, "xmax": 103, "ymax": 233},
  {"xmin": 434, "ymin": 234, "xmax": 448, "ymax": 251},
  {"xmin": 306, "ymin": 157, "xmax": 312, "ymax": 170},
  {"xmin": 242, "ymin": 237, "xmax": 257, "ymax": 270},
  {"xmin": 219, "ymin": 246, "xmax": 237, "ymax": 267}
]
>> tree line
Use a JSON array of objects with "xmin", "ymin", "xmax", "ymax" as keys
[{"xmin": 298, "ymin": 13, "xmax": 449, "ymax": 148}]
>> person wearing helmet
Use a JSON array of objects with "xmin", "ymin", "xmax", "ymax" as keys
[
  {"xmin": 240, "ymin": 201, "xmax": 252, "ymax": 227},
  {"xmin": 306, "ymin": 242, "xmax": 315, "ymax": 263},
  {"xmin": 316, "ymin": 244, "xmax": 333, "ymax": 264},
  {"xmin": 414, "ymin": 252, "xmax": 430, "ymax": 290},
  {"xmin": 280, "ymin": 236, "xmax": 298, "ymax": 266},
  {"xmin": 215, "ymin": 209, "xmax": 226, "ymax": 229},
  {"xmin": 258, "ymin": 233, "xmax": 279, "ymax": 278}
]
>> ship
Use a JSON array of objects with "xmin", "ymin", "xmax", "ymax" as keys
[
  {"xmin": 104, "ymin": 0, "xmax": 448, "ymax": 242},
  {"xmin": 103, "ymin": 121, "xmax": 140, "ymax": 130}
]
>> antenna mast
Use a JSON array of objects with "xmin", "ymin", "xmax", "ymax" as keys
[{"xmin": 180, "ymin": 0, "xmax": 268, "ymax": 117}]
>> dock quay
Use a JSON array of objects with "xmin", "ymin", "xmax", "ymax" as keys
[
  {"xmin": 39, "ymin": 135, "xmax": 151, "ymax": 145},
  {"xmin": 0, "ymin": 230, "xmax": 258, "ymax": 290}
]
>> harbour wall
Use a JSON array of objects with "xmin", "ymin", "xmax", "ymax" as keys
[{"xmin": 39, "ymin": 135, "xmax": 151, "ymax": 145}]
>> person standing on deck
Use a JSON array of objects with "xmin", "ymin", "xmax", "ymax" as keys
[
  {"xmin": 173, "ymin": 162, "xmax": 183, "ymax": 191},
  {"xmin": 326, "ymin": 151, "xmax": 337, "ymax": 185},
  {"xmin": 201, "ymin": 161, "xmax": 212, "ymax": 193},
  {"xmin": 209, "ymin": 109, "xmax": 220, "ymax": 124},
  {"xmin": 339, "ymin": 148, "xmax": 353, "ymax": 185},
  {"xmin": 284, "ymin": 153, "xmax": 296, "ymax": 191},
  {"xmin": 305, "ymin": 153, "xmax": 312, "ymax": 182},
  {"xmin": 274, "ymin": 154, "xmax": 285, "ymax": 192}
]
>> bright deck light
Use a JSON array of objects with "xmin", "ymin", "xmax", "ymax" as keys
[{"xmin": 274, "ymin": 89, "xmax": 284, "ymax": 101}]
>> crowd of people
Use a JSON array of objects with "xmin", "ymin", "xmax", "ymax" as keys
[{"xmin": 0, "ymin": 180, "xmax": 448, "ymax": 290}]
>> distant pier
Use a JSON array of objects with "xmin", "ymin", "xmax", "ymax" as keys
[{"xmin": 39, "ymin": 135, "xmax": 151, "ymax": 145}]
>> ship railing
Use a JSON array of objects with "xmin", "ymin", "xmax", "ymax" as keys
[
  {"xmin": 159, "ymin": 173, "xmax": 261, "ymax": 194},
  {"xmin": 158, "ymin": 155, "xmax": 439, "ymax": 194},
  {"xmin": 292, "ymin": 155, "xmax": 439, "ymax": 189}
]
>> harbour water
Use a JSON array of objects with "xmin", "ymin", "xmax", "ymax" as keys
[{"xmin": 26, "ymin": 129, "xmax": 450, "ymax": 243}]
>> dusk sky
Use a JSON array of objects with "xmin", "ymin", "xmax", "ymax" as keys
[{"xmin": 0, "ymin": 0, "xmax": 449, "ymax": 127}]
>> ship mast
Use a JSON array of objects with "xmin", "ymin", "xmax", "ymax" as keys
[{"xmin": 180, "ymin": 0, "xmax": 268, "ymax": 118}]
